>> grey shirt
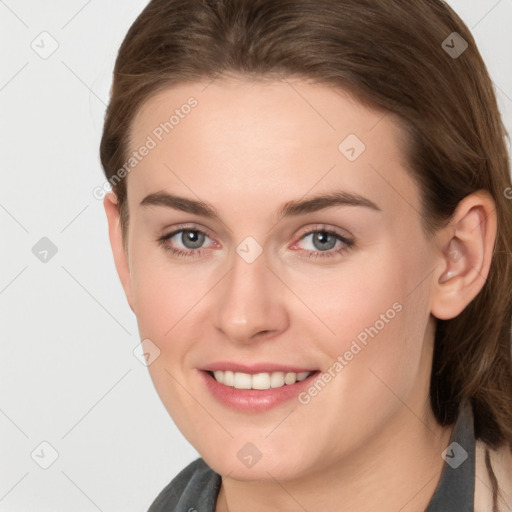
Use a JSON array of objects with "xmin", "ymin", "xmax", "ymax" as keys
[{"xmin": 147, "ymin": 401, "xmax": 475, "ymax": 512}]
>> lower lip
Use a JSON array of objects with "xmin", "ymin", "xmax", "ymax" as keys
[{"xmin": 197, "ymin": 370, "xmax": 321, "ymax": 412}]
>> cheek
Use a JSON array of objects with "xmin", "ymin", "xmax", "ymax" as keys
[
  {"xmin": 131, "ymin": 267, "xmax": 208, "ymax": 342},
  {"xmin": 129, "ymin": 237, "xmax": 212, "ymax": 333},
  {"xmin": 291, "ymin": 255, "xmax": 405, "ymax": 344}
]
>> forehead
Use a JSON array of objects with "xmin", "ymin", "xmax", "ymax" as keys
[
  {"xmin": 126, "ymin": 77, "xmax": 418, "ymax": 216},
  {"xmin": 129, "ymin": 77, "xmax": 399, "ymax": 149}
]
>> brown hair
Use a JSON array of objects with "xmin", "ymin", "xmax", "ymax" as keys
[{"xmin": 100, "ymin": 0, "xmax": 512, "ymax": 506}]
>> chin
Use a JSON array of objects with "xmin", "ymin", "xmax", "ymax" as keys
[{"xmin": 202, "ymin": 444, "xmax": 315, "ymax": 482}]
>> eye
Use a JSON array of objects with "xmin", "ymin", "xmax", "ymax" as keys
[
  {"xmin": 292, "ymin": 226, "xmax": 355, "ymax": 260},
  {"xmin": 157, "ymin": 227, "xmax": 214, "ymax": 258}
]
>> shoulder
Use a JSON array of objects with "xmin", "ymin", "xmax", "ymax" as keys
[
  {"xmin": 147, "ymin": 457, "xmax": 222, "ymax": 512},
  {"xmin": 474, "ymin": 440, "xmax": 512, "ymax": 512}
]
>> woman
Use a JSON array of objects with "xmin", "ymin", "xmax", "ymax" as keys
[{"xmin": 100, "ymin": 0, "xmax": 512, "ymax": 510}]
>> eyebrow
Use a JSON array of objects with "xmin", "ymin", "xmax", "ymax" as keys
[{"xmin": 139, "ymin": 189, "xmax": 381, "ymax": 221}]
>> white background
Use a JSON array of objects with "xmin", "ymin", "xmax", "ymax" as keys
[{"xmin": 1, "ymin": 1, "xmax": 511, "ymax": 510}]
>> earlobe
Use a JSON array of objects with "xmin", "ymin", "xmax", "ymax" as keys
[
  {"xmin": 431, "ymin": 190, "xmax": 497, "ymax": 320},
  {"xmin": 103, "ymin": 192, "xmax": 135, "ymax": 313}
]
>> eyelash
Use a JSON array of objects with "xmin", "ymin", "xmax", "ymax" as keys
[{"xmin": 156, "ymin": 225, "xmax": 355, "ymax": 261}]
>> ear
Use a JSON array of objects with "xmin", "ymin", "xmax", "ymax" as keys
[
  {"xmin": 103, "ymin": 192, "xmax": 135, "ymax": 313},
  {"xmin": 431, "ymin": 190, "xmax": 497, "ymax": 320}
]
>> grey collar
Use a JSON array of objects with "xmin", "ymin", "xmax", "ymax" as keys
[{"xmin": 425, "ymin": 399, "xmax": 476, "ymax": 512}]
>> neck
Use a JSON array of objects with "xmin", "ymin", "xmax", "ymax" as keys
[{"xmin": 216, "ymin": 405, "xmax": 455, "ymax": 512}]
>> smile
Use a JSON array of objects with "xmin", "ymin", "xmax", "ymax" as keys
[{"xmin": 209, "ymin": 370, "xmax": 312, "ymax": 390}]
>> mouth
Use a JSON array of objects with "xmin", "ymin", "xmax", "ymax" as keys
[
  {"xmin": 204, "ymin": 369, "xmax": 316, "ymax": 390},
  {"xmin": 199, "ymin": 368, "xmax": 321, "ymax": 412}
]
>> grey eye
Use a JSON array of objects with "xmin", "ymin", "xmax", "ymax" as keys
[
  {"xmin": 180, "ymin": 230, "xmax": 206, "ymax": 249},
  {"xmin": 311, "ymin": 232, "xmax": 337, "ymax": 251}
]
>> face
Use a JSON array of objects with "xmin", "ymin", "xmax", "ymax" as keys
[{"xmin": 106, "ymin": 78, "xmax": 441, "ymax": 481}]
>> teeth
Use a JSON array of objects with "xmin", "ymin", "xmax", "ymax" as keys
[
  {"xmin": 270, "ymin": 372, "xmax": 285, "ymax": 388},
  {"xmin": 284, "ymin": 372, "xmax": 297, "ymax": 385},
  {"xmin": 211, "ymin": 370, "xmax": 312, "ymax": 389},
  {"xmin": 213, "ymin": 370, "xmax": 225, "ymax": 384}
]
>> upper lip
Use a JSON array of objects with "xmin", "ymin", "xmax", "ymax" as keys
[{"xmin": 200, "ymin": 362, "xmax": 318, "ymax": 374}]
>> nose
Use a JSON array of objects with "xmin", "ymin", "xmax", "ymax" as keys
[{"xmin": 214, "ymin": 246, "xmax": 289, "ymax": 344}]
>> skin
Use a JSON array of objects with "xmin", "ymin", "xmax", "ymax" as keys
[{"xmin": 104, "ymin": 77, "xmax": 497, "ymax": 512}]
